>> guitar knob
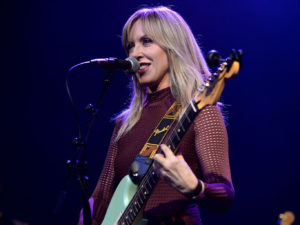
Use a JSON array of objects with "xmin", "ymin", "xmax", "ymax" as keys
[{"xmin": 130, "ymin": 161, "xmax": 139, "ymax": 177}]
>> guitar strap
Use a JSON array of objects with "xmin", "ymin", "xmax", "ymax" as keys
[
  {"xmin": 139, "ymin": 101, "xmax": 181, "ymax": 158},
  {"xmin": 129, "ymin": 101, "xmax": 181, "ymax": 184}
]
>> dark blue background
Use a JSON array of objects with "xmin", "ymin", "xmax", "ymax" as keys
[{"xmin": 1, "ymin": 0, "xmax": 299, "ymax": 224}]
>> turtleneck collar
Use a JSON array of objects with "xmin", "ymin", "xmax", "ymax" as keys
[{"xmin": 145, "ymin": 87, "xmax": 173, "ymax": 104}]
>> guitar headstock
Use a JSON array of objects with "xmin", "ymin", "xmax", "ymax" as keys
[{"xmin": 194, "ymin": 49, "xmax": 242, "ymax": 110}]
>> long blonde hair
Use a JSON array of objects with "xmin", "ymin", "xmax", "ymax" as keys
[{"xmin": 115, "ymin": 6, "xmax": 211, "ymax": 141}]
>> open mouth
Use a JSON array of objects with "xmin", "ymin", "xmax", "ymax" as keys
[{"xmin": 138, "ymin": 63, "xmax": 150, "ymax": 75}]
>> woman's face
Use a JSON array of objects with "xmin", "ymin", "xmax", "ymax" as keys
[{"xmin": 128, "ymin": 20, "xmax": 170, "ymax": 93}]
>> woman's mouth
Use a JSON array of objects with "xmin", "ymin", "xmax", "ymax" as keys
[{"xmin": 138, "ymin": 63, "xmax": 150, "ymax": 75}]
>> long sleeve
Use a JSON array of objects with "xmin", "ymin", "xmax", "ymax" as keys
[
  {"xmin": 91, "ymin": 124, "xmax": 120, "ymax": 225},
  {"xmin": 193, "ymin": 105, "xmax": 234, "ymax": 213}
]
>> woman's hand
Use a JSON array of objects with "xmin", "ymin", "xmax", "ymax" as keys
[{"xmin": 153, "ymin": 144, "xmax": 198, "ymax": 195}]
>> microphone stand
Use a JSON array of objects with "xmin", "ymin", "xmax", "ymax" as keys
[{"xmin": 53, "ymin": 68, "xmax": 115, "ymax": 225}]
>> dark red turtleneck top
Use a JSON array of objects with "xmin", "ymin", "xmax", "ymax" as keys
[{"xmin": 91, "ymin": 88, "xmax": 234, "ymax": 225}]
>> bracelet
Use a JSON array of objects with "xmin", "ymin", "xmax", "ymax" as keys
[
  {"xmin": 199, "ymin": 180, "xmax": 205, "ymax": 195},
  {"xmin": 187, "ymin": 179, "xmax": 205, "ymax": 200}
]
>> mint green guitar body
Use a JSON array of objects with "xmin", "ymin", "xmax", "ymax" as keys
[{"xmin": 101, "ymin": 175, "xmax": 148, "ymax": 225}]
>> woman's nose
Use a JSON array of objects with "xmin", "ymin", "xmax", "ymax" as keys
[{"xmin": 130, "ymin": 45, "xmax": 143, "ymax": 60}]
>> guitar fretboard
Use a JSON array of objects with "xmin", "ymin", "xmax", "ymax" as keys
[
  {"xmin": 118, "ymin": 101, "xmax": 200, "ymax": 225},
  {"xmin": 165, "ymin": 102, "xmax": 199, "ymax": 151}
]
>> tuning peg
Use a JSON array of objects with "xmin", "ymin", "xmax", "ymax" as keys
[
  {"xmin": 229, "ymin": 49, "xmax": 243, "ymax": 66},
  {"xmin": 217, "ymin": 67, "xmax": 224, "ymax": 73},
  {"xmin": 230, "ymin": 49, "xmax": 237, "ymax": 60},
  {"xmin": 198, "ymin": 85, "xmax": 205, "ymax": 93},
  {"xmin": 212, "ymin": 72, "xmax": 219, "ymax": 77},
  {"xmin": 207, "ymin": 49, "xmax": 243, "ymax": 70},
  {"xmin": 206, "ymin": 50, "xmax": 222, "ymax": 67},
  {"xmin": 208, "ymin": 76, "xmax": 214, "ymax": 81},
  {"xmin": 237, "ymin": 49, "xmax": 243, "ymax": 67}
]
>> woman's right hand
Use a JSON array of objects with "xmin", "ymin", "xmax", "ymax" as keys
[{"xmin": 78, "ymin": 197, "xmax": 94, "ymax": 225}]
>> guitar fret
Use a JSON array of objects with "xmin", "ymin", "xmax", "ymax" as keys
[
  {"xmin": 150, "ymin": 169, "xmax": 157, "ymax": 177},
  {"xmin": 126, "ymin": 216, "xmax": 132, "ymax": 225},
  {"xmin": 182, "ymin": 114, "xmax": 191, "ymax": 130},
  {"xmin": 134, "ymin": 200, "xmax": 141, "ymax": 210},
  {"xmin": 172, "ymin": 134, "xmax": 180, "ymax": 146},
  {"xmin": 184, "ymin": 111, "xmax": 191, "ymax": 123},
  {"xmin": 138, "ymin": 191, "xmax": 144, "ymax": 202},
  {"xmin": 178, "ymin": 120, "xmax": 186, "ymax": 132},
  {"xmin": 138, "ymin": 192, "xmax": 145, "ymax": 203},
  {"xmin": 141, "ymin": 184, "xmax": 149, "ymax": 195},
  {"xmin": 176, "ymin": 128, "xmax": 182, "ymax": 137},
  {"xmin": 129, "ymin": 208, "xmax": 136, "ymax": 217},
  {"xmin": 119, "ymin": 218, "xmax": 129, "ymax": 225},
  {"xmin": 170, "ymin": 142, "xmax": 175, "ymax": 150},
  {"xmin": 125, "ymin": 216, "xmax": 129, "ymax": 222},
  {"xmin": 143, "ymin": 179, "xmax": 151, "ymax": 191},
  {"xmin": 142, "ymin": 188, "xmax": 148, "ymax": 199},
  {"xmin": 146, "ymin": 177, "xmax": 153, "ymax": 189},
  {"xmin": 148, "ymin": 176, "xmax": 155, "ymax": 186},
  {"xmin": 150, "ymin": 171, "xmax": 158, "ymax": 184},
  {"xmin": 147, "ymin": 179, "xmax": 153, "ymax": 190},
  {"xmin": 128, "ymin": 211, "xmax": 134, "ymax": 223},
  {"xmin": 175, "ymin": 130, "xmax": 180, "ymax": 141}
]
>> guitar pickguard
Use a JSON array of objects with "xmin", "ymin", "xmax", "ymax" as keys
[{"xmin": 101, "ymin": 175, "xmax": 148, "ymax": 225}]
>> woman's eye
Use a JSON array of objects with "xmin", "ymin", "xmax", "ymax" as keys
[
  {"xmin": 143, "ymin": 38, "xmax": 152, "ymax": 45},
  {"xmin": 127, "ymin": 43, "xmax": 134, "ymax": 51}
]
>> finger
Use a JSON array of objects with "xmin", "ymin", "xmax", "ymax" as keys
[
  {"xmin": 152, "ymin": 159, "xmax": 164, "ymax": 177},
  {"xmin": 176, "ymin": 149, "xmax": 183, "ymax": 156},
  {"xmin": 160, "ymin": 144, "xmax": 176, "ymax": 159},
  {"xmin": 153, "ymin": 153, "xmax": 165, "ymax": 166},
  {"xmin": 176, "ymin": 154, "xmax": 185, "ymax": 162}
]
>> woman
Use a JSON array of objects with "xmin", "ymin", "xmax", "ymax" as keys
[{"xmin": 80, "ymin": 6, "xmax": 234, "ymax": 225}]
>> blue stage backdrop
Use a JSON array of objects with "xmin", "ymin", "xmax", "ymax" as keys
[{"xmin": 1, "ymin": 0, "xmax": 299, "ymax": 224}]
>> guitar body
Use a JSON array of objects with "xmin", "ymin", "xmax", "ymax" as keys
[{"xmin": 101, "ymin": 175, "xmax": 148, "ymax": 225}]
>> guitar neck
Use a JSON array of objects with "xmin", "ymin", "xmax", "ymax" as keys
[
  {"xmin": 165, "ymin": 102, "xmax": 200, "ymax": 154},
  {"xmin": 118, "ymin": 102, "xmax": 200, "ymax": 225}
]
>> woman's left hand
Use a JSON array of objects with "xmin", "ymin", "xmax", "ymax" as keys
[{"xmin": 153, "ymin": 144, "xmax": 198, "ymax": 195}]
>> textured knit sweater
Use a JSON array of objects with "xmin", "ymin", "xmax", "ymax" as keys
[{"xmin": 91, "ymin": 87, "xmax": 234, "ymax": 225}]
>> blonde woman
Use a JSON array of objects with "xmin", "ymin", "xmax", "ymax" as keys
[{"xmin": 79, "ymin": 6, "xmax": 234, "ymax": 225}]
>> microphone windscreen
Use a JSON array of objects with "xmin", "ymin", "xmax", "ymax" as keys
[{"xmin": 126, "ymin": 57, "xmax": 140, "ymax": 74}]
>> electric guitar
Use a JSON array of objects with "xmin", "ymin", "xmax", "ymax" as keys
[{"xmin": 101, "ymin": 50, "xmax": 242, "ymax": 225}]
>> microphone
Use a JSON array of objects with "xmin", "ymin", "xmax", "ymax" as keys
[{"xmin": 70, "ymin": 57, "xmax": 140, "ymax": 74}]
